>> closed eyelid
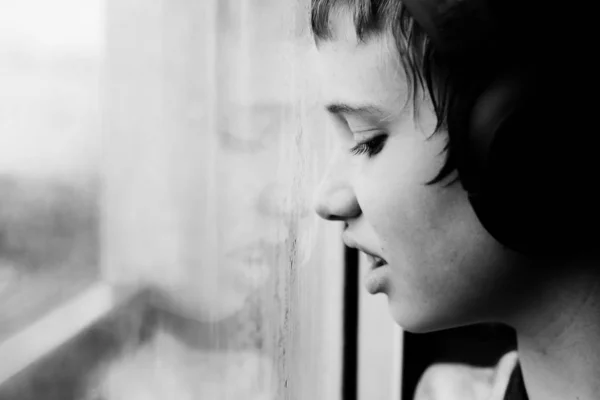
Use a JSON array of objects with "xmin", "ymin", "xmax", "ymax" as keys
[
  {"xmin": 345, "ymin": 110, "xmax": 397, "ymax": 130},
  {"xmin": 327, "ymin": 112, "xmax": 353, "ymax": 135},
  {"xmin": 327, "ymin": 111, "xmax": 388, "ymax": 144},
  {"xmin": 346, "ymin": 116, "xmax": 388, "ymax": 132},
  {"xmin": 348, "ymin": 133, "xmax": 388, "ymax": 157},
  {"xmin": 330, "ymin": 112, "xmax": 350, "ymax": 126},
  {"xmin": 352, "ymin": 129, "xmax": 385, "ymax": 140},
  {"xmin": 326, "ymin": 101, "xmax": 404, "ymax": 124}
]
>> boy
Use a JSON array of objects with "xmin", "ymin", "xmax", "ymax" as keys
[{"xmin": 311, "ymin": 1, "xmax": 599, "ymax": 399}]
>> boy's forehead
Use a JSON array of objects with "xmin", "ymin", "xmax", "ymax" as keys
[
  {"xmin": 316, "ymin": 9, "xmax": 396, "ymax": 56},
  {"xmin": 311, "ymin": 18, "xmax": 407, "ymax": 115}
]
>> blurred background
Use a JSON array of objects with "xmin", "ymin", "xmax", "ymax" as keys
[
  {"xmin": 0, "ymin": 0, "xmax": 102, "ymax": 339},
  {"xmin": 0, "ymin": 0, "xmax": 347, "ymax": 399}
]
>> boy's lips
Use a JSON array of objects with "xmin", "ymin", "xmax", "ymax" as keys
[{"xmin": 341, "ymin": 234, "xmax": 388, "ymax": 267}]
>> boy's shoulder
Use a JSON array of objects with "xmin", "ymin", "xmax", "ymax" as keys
[{"xmin": 414, "ymin": 351, "xmax": 519, "ymax": 400}]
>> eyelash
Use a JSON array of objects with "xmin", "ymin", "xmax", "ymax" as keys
[{"xmin": 349, "ymin": 134, "xmax": 388, "ymax": 158}]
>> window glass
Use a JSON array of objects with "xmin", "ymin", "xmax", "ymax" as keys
[{"xmin": 0, "ymin": 0, "xmax": 103, "ymax": 339}]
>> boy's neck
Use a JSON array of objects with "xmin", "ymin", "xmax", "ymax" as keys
[{"xmin": 511, "ymin": 263, "xmax": 600, "ymax": 400}]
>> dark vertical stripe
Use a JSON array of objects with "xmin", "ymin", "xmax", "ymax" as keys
[{"xmin": 342, "ymin": 245, "xmax": 360, "ymax": 400}]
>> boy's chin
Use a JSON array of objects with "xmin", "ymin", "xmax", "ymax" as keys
[{"xmin": 387, "ymin": 301, "xmax": 471, "ymax": 334}]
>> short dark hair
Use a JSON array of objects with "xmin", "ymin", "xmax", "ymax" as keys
[
  {"xmin": 310, "ymin": 0, "xmax": 513, "ymax": 186},
  {"xmin": 311, "ymin": 2, "xmax": 600, "ymax": 257}
]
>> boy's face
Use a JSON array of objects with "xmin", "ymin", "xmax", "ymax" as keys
[{"xmin": 312, "ymin": 12, "xmax": 528, "ymax": 332}]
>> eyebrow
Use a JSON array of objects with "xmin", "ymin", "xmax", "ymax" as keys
[{"xmin": 325, "ymin": 102, "xmax": 393, "ymax": 120}]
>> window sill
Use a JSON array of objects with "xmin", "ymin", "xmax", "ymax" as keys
[{"xmin": 0, "ymin": 281, "xmax": 156, "ymax": 399}]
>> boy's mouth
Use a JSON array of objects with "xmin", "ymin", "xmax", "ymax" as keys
[{"xmin": 365, "ymin": 254, "xmax": 387, "ymax": 269}]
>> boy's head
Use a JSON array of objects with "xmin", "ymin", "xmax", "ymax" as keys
[{"xmin": 310, "ymin": 0, "xmax": 594, "ymax": 333}]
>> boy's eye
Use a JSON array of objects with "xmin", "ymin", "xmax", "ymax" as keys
[{"xmin": 349, "ymin": 134, "xmax": 387, "ymax": 158}]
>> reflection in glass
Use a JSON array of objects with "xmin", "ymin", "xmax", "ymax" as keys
[{"xmin": 79, "ymin": 0, "xmax": 341, "ymax": 398}]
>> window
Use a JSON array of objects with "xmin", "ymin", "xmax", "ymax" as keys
[
  {"xmin": 0, "ymin": 1, "xmax": 402, "ymax": 399},
  {"xmin": 0, "ymin": 0, "xmax": 102, "ymax": 341}
]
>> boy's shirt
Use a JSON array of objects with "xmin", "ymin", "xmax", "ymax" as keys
[{"xmin": 414, "ymin": 351, "xmax": 519, "ymax": 400}]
